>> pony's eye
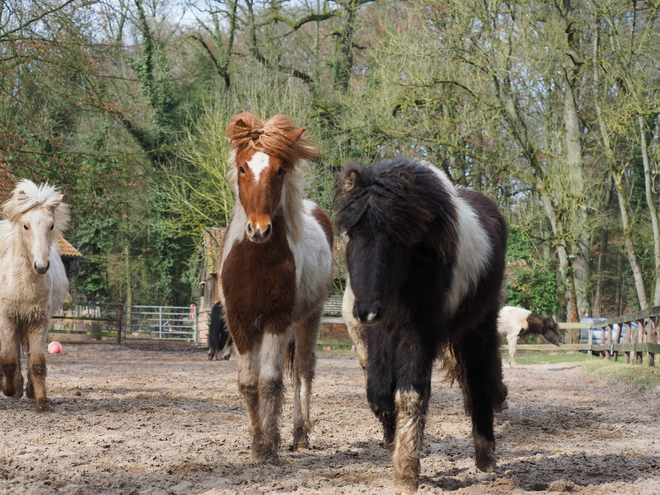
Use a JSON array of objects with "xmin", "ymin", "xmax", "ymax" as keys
[
  {"xmin": 50, "ymin": 225, "xmax": 54, "ymax": 231},
  {"xmin": 239, "ymin": 166, "xmax": 246, "ymax": 174},
  {"xmin": 277, "ymin": 168, "xmax": 285, "ymax": 176},
  {"xmin": 23, "ymin": 224, "xmax": 29, "ymax": 230}
]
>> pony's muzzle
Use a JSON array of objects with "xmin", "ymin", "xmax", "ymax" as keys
[
  {"xmin": 354, "ymin": 301, "xmax": 382, "ymax": 325},
  {"xmin": 246, "ymin": 221, "xmax": 272, "ymax": 243},
  {"xmin": 33, "ymin": 261, "xmax": 50, "ymax": 274}
]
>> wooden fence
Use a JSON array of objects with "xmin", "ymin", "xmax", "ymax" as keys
[{"xmin": 513, "ymin": 306, "xmax": 660, "ymax": 367}]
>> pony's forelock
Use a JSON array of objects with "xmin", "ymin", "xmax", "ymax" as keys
[
  {"xmin": 226, "ymin": 111, "xmax": 320, "ymax": 166},
  {"xmin": 336, "ymin": 159, "xmax": 459, "ymax": 257},
  {"xmin": 2, "ymin": 179, "xmax": 70, "ymax": 234}
]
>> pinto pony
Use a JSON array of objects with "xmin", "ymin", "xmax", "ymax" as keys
[
  {"xmin": 336, "ymin": 157, "xmax": 507, "ymax": 495},
  {"xmin": 220, "ymin": 112, "xmax": 333, "ymax": 462},
  {"xmin": 0, "ymin": 180, "xmax": 70, "ymax": 411},
  {"xmin": 498, "ymin": 306, "xmax": 562, "ymax": 368}
]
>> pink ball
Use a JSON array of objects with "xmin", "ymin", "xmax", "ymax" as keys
[{"xmin": 48, "ymin": 341, "xmax": 63, "ymax": 354}]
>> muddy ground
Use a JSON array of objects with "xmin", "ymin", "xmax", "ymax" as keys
[{"xmin": 1, "ymin": 343, "xmax": 659, "ymax": 495}]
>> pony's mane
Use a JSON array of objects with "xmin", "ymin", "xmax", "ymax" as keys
[
  {"xmin": 2, "ymin": 179, "xmax": 70, "ymax": 235},
  {"xmin": 226, "ymin": 112, "xmax": 320, "ymax": 165},
  {"xmin": 335, "ymin": 157, "xmax": 459, "ymax": 258}
]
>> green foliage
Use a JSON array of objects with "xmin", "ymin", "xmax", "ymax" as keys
[{"xmin": 505, "ymin": 267, "xmax": 560, "ymax": 317}]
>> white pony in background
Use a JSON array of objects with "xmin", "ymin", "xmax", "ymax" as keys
[{"xmin": 0, "ymin": 179, "xmax": 70, "ymax": 411}]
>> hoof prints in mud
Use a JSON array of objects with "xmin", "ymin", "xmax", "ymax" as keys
[{"xmin": 1, "ymin": 345, "xmax": 659, "ymax": 494}]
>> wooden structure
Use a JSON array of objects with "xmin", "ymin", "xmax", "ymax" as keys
[
  {"xmin": 511, "ymin": 306, "xmax": 660, "ymax": 367},
  {"xmin": 57, "ymin": 236, "xmax": 83, "ymax": 278}
]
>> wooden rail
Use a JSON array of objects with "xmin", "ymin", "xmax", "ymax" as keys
[{"xmin": 508, "ymin": 307, "xmax": 660, "ymax": 367}]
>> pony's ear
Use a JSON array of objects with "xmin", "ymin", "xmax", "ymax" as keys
[
  {"xmin": 48, "ymin": 197, "xmax": 62, "ymax": 212},
  {"xmin": 226, "ymin": 112, "xmax": 262, "ymax": 147},
  {"xmin": 341, "ymin": 168, "xmax": 362, "ymax": 193},
  {"xmin": 287, "ymin": 127, "xmax": 306, "ymax": 143},
  {"xmin": 396, "ymin": 169, "xmax": 415, "ymax": 188}
]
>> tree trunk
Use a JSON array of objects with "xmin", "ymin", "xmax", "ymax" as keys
[
  {"xmin": 592, "ymin": 18, "xmax": 648, "ymax": 310},
  {"xmin": 593, "ymin": 229, "xmax": 608, "ymax": 318},
  {"xmin": 638, "ymin": 115, "xmax": 660, "ymax": 306}
]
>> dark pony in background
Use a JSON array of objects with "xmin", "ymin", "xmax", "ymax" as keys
[
  {"xmin": 336, "ymin": 157, "xmax": 507, "ymax": 495},
  {"xmin": 207, "ymin": 300, "xmax": 233, "ymax": 361}
]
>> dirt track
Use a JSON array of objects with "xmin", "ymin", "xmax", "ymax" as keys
[{"xmin": 1, "ymin": 343, "xmax": 659, "ymax": 494}]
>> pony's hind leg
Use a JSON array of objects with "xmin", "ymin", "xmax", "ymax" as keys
[
  {"xmin": 26, "ymin": 325, "xmax": 50, "ymax": 411},
  {"xmin": 292, "ymin": 311, "xmax": 321, "ymax": 451},
  {"xmin": 0, "ymin": 319, "xmax": 24, "ymax": 399},
  {"xmin": 454, "ymin": 313, "xmax": 505, "ymax": 473},
  {"xmin": 257, "ymin": 330, "xmax": 290, "ymax": 462}
]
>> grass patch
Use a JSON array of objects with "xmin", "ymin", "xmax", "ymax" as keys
[
  {"xmin": 508, "ymin": 351, "xmax": 660, "ymax": 392},
  {"xmin": 502, "ymin": 351, "xmax": 591, "ymax": 365}
]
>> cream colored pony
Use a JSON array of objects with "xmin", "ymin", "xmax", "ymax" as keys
[{"xmin": 0, "ymin": 179, "xmax": 70, "ymax": 411}]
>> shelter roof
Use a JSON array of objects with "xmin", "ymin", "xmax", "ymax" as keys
[{"xmin": 58, "ymin": 236, "xmax": 83, "ymax": 259}]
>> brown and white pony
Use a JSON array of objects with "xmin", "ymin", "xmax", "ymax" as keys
[
  {"xmin": 220, "ymin": 112, "xmax": 333, "ymax": 462},
  {"xmin": 0, "ymin": 180, "xmax": 70, "ymax": 411}
]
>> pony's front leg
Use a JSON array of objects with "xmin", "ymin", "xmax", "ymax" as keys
[
  {"xmin": 366, "ymin": 332, "xmax": 396, "ymax": 449},
  {"xmin": 257, "ymin": 330, "xmax": 290, "ymax": 462},
  {"xmin": 26, "ymin": 323, "xmax": 50, "ymax": 411},
  {"xmin": 237, "ymin": 342, "xmax": 262, "ymax": 460},
  {"xmin": 0, "ymin": 317, "xmax": 23, "ymax": 399},
  {"xmin": 506, "ymin": 333, "xmax": 519, "ymax": 368},
  {"xmin": 292, "ymin": 312, "xmax": 321, "ymax": 451},
  {"xmin": 391, "ymin": 343, "xmax": 433, "ymax": 495}
]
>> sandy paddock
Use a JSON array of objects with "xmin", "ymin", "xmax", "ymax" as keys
[{"xmin": 1, "ymin": 343, "xmax": 659, "ymax": 495}]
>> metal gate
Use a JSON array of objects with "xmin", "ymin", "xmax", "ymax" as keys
[{"xmin": 122, "ymin": 304, "xmax": 197, "ymax": 342}]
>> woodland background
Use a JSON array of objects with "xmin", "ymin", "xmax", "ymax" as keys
[{"xmin": 2, "ymin": 0, "xmax": 660, "ymax": 333}]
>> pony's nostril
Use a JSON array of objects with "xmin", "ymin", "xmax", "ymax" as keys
[
  {"xmin": 246, "ymin": 223, "xmax": 254, "ymax": 236},
  {"xmin": 263, "ymin": 223, "xmax": 272, "ymax": 238}
]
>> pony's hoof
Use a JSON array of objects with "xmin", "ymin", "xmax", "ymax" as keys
[
  {"xmin": 475, "ymin": 450, "xmax": 496, "ymax": 473},
  {"xmin": 256, "ymin": 449, "xmax": 279, "ymax": 464},
  {"xmin": 474, "ymin": 436, "xmax": 496, "ymax": 473},
  {"xmin": 35, "ymin": 398, "xmax": 51, "ymax": 412},
  {"xmin": 395, "ymin": 481, "xmax": 418, "ymax": 495},
  {"xmin": 3, "ymin": 387, "xmax": 23, "ymax": 399},
  {"xmin": 292, "ymin": 428, "xmax": 310, "ymax": 451}
]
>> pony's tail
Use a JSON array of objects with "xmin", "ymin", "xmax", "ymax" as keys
[{"xmin": 284, "ymin": 338, "xmax": 296, "ymax": 379}]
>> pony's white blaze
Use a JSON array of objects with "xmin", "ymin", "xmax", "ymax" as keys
[
  {"xmin": 445, "ymin": 198, "xmax": 493, "ymax": 316},
  {"xmin": 246, "ymin": 151, "xmax": 271, "ymax": 181},
  {"xmin": 26, "ymin": 209, "xmax": 55, "ymax": 273}
]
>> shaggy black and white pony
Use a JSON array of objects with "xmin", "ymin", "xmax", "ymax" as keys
[
  {"xmin": 207, "ymin": 300, "xmax": 233, "ymax": 361},
  {"xmin": 336, "ymin": 157, "xmax": 507, "ymax": 495}
]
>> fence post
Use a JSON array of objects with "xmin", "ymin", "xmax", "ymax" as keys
[
  {"xmin": 612, "ymin": 323, "xmax": 621, "ymax": 362},
  {"xmin": 116, "ymin": 302, "xmax": 123, "ymax": 345},
  {"xmin": 192, "ymin": 304, "xmax": 198, "ymax": 344},
  {"xmin": 636, "ymin": 319, "xmax": 644, "ymax": 365},
  {"xmin": 599, "ymin": 324, "xmax": 606, "ymax": 360},
  {"xmin": 649, "ymin": 318, "xmax": 656, "ymax": 368},
  {"xmin": 625, "ymin": 322, "xmax": 631, "ymax": 364}
]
